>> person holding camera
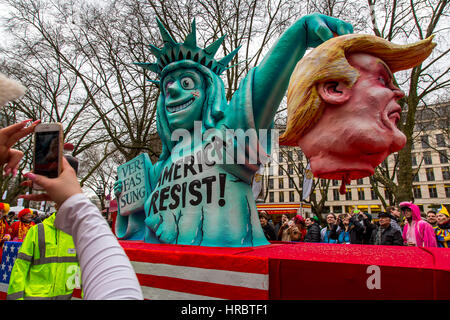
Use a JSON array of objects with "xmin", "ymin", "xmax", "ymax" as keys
[
  {"xmin": 0, "ymin": 73, "xmax": 143, "ymax": 300},
  {"xmin": 330, "ymin": 214, "xmax": 352, "ymax": 244}
]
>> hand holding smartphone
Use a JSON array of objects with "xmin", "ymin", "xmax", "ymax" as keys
[{"xmin": 33, "ymin": 123, "xmax": 63, "ymax": 190}]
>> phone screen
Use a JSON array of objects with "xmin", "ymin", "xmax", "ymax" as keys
[{"xmin": 34, "ymin": 131, "xmax": 60, "ymax": 178}]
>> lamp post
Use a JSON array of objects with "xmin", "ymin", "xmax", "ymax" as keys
[{"xmin": 95, "ymin": 186, "xmax": 104, "ymax": 214}]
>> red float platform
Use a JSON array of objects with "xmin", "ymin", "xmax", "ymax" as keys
[
  {"xmin": 120, "ymin": 241, "xmax": 450, "ymax": 300},
  {"xmin": 1, "ymin": 241, "xmax": 449, "ymax": 299}
]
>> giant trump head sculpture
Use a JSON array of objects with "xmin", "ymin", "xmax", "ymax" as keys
[{"xmin": 279, "ymin": 34, "xmax": 435, "ymax": 185}]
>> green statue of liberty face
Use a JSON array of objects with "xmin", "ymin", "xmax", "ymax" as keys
[{"xmin": 162, "ymin": 69, "xmax": 206, "ymax": 131}]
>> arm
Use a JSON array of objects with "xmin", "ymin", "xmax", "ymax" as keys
[
  {"xmin": 392, "ymin": 230, "xmax": 404, "ymax": 246},
  {"xmin": 329, "ymin": 224, "xmax": 339, "ymax": 240},
  {"xmin": 20, "ymin": 157, "xmax": 143, "ymax": 300},
  {"xmin": 252, "ymin": 14, "xmax": 353, "ymax": 129},
  {"xmin": 55, "ymin": 194, "xmax": 143, "ymax": 300}
]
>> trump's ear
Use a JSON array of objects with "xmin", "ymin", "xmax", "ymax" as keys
[{"xmin": 317, "ymin": 81, "xmax": 351, "ymax": 105}]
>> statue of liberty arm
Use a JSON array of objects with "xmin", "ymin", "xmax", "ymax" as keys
[{"xmin": 115, "ymin": 14, "xmax": 353, "ymax": 246}]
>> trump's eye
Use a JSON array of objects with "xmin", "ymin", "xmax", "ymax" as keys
[
  {"xmin": 180, "ymin": 77, "xmax": 195, "ymax": 90},
  {"xmin": 378, "ymin": 77, "xmax": 387, "ymax": 86}
]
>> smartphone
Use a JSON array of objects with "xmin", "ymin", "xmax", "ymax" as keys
[{"xmin": 33, "ymin": 123, "xmax": 64, "ymax": 189}]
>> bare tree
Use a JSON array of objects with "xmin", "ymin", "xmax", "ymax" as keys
[{"xmin": 368, "ymin": 0, "xmax": 450, "ymax": 203}]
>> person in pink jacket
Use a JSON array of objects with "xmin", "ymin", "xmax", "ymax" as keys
[{"xmin": 400, "ymin": 201, "xmax": 437, "ymax": 248}]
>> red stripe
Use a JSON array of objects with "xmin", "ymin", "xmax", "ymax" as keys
[
  {"xmin": 136, "ymin": 273, "xmax": 268, "ymax": 300},
  {"xmin": 73, "ymin": 288, "xmax": 82, "ymax": 299},
  {"xmin": 0, "ymin": 291, "xmax": 6, "ymax": 300},
  {"xmin": 125, "ymin": 247, "xmax": 268, "ymax": 274}
]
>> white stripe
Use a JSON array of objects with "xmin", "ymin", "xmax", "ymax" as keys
[
  {"xmin": 0, "ymin": 283, "xmax": 8, "ymax": 293},
  {"xmin": 141, "ymin": 285, "xmax": 224, "ymax": 300},
  {"xmin": 132, "ymin": 261, "xmax": 268, "ymax": 290}
]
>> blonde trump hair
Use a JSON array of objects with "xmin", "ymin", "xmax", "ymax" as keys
[{"xmin": 279, "ymin": 34, "xmax": 435, "ymax": 146}]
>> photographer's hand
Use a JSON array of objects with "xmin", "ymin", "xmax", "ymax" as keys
[
  {"xmin": 19, "ymin": 157, "xmax": 82, "ymax": 207},
  {"xmin": 0, "ymin": 119, "xmax": 40, "ymax": 176}
]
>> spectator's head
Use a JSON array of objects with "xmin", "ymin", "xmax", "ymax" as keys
[
  {"xmin": 259, "ymin": 211, "xmax": 269, "ymax": 227},
  {"xmin": 387, "ymin": 206, "xmax": 401, "ymax": 218},
  {"xmin": 326, "ymin": 213, "xmax": 336, "ymax": 226},
  {"xmin": 279, "ymin": 34, "xmax": 435, "ymax": 181},
  {"xmin": 0, "ymin": 202, "xmax": 10, "ymax": 218},
  {"xmin": 436, "ymin": 208, "xmax": 449, "ymax": 226},
  {"xmin": 18, "ymin": 208, "xmax": 33, "ymax": 223},
  {"xmin": 294, "ymin": 215, "xmax": 306, "ymax": 228},
  {"xmin": 305, "ymin": 217, "xmax": 313, "ymax": 227},
  {"xmin": 378, "ymin": 212, "xmax": 392, "ymax": 228},
  {"xmin": 339, "ymin": 213, "xmax": 351, "ymax": 226},
  {"xmin": 289, "ymin": 226, "xmax": 302, "ymax": 241},
  {"xmin": 399, "ymin": 202, "xmax": 421, "ymax": 222},
  {"xmin": 281, "ymin": 214, "xmax": 289, "ymax": 224}
]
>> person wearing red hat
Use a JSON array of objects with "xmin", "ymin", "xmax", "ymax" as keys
[
  {"xmin": 11, "ymin": 208, "xmax": 35, "ymax": 241},
  {"xmin": 0, "ymin": 202, "xmax": 12, "ymax": 245}
]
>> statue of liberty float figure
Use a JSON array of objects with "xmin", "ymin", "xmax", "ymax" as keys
[{"xmin": 114, "ymin": 14, "xmax": 353, "ymax": 247}]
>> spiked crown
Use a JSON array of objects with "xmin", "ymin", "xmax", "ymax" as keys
[{"xmin": 135, "ymin": 19, "xmax": 240, "ymax": 83}]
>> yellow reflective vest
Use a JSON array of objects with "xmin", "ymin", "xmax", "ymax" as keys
[{"xmin": 7, "ymin": 212, "xmax": 81, "ymax": 300}]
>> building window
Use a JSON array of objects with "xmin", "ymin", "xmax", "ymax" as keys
[
  {"xmin": 269, "ymin": 192, "xmax": 274, "ymax": 202},
  {"xmin": 278, "ymin": 178, "xmax": 284, "ymax": 189},
  {"xmin": 436, "ymin": 134, "xmax": 446, "ymax": 147},
  {"xmin": 332, "ymin": 180, "xmax": 339, "ymax": 186},
  {"xmin": 289, "ymin": 178, "xmax": 294, "ymax": 188},
  {"xmin": 445, "ymin": 185, "xmax": 450, "ymax": 198},
  {"xmin": 279, "ymin": 192, "xmax": 284, "ymax": 203},
  {"xmin": 287, "ymin": 150, "xmax": 293, "ymax": 161},
  {"xmin": 421, "ymin": 135, "xmax": 429, "ymax": 148},
  {"xmin": 357, "ymin": 188, "xmax": 365, "ymax": 200},
  {"xmin": 268, "ymin": 178, "xmax": 274, "ymax": 189},
  {"xmin": 278, "ymin": 152, "xmax": 283, "ymax": 163},
  {"xmin": 333, "ymin": 206, "xmax": 342, "ymax": 213},
  {"xmin": 345, "ymin": 189, "xmax": 352, "ymax": 201},
  {"xmin": 357, "ymin": 178, "xmax": 364, "ymax": 185},
  {"xmin": 289, "ymin": 191, "xmax": 295, "ymax": 202},
  {"xmin": 370, "ymin": 188, "xmax": 378, "ymax": 200},
  {"xmin": 439, "ymin": 150, "xmax": 448, "ymax": 164},
  {"xmin": 333, "ymin": 189, "xmax": 340, "ymax": 201},
  {"xmin": 268, "ymin": 165, "xmax": 273, "ymax": 176},
  {"xmin": 413, "ymin": 171, "xmax": 420, "ymax": 182},
  {"xmin": 288, "ymin": 164, "xmax": 294, "ymax": 175},
  {"xmin": 413, "ymin": 185, "xmax": 422, "ymax": 199},
  {"xmin": 411, "ymin": 154, "xmax": 417, "ymax": 166},
  {"xmin": 278, "ymin": 166, "xmax": 283, "ymax": 176},
  {"xmin": 296, "ymin": 150, "xmax": 303, "ymax": 161},
  {"xmin": 423, "ymin": 152, "xmax": 432, "ymax": 165},
  {"xmin": 428, "ymin": 185, "xmax": 438, "ymax": 198},
  {"xmin": 426, "ymin": 168, "xmax": 435, "ymax": 181},
  {"xmin": 442, "ymin": 167, "xmax": 450, "ymax": 180}
]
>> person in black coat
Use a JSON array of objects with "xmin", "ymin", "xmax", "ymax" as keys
[
  {"xmin": 259, "ymin": 211, "xmax": 276, "ymax": 241},
  {"xmin": 347, "ymin": 210, "xmax": 366, "ymax": 244},
  {"xmin": 304, "ymin": 217, "xmax": 321, "ymax": 243},
  {"xmin": 370, "ymin": 212, "xmax": 403, "ymax": 246}
]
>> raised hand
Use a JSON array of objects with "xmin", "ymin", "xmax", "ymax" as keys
[
  {"xmin": 0, "ymin": 119, "xmax": 40, "ymax": 176},
  {"xmin": 301, "ymin": 13, "xmax": 353, "ymax": 48}
]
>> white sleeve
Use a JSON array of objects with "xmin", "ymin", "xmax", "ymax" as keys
[{"xmin": 54, "ymin": 193, "xmax": 143, "ymax": 300}]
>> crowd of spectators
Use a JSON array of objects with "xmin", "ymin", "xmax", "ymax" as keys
[{"xmin": 259, "ymin": 203, "xmax": 450, "ymax": 248}]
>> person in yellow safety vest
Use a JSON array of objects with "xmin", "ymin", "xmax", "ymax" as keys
[{"xmin": 6, "ymin": 212, "xmax": 81, "ymax": 300}]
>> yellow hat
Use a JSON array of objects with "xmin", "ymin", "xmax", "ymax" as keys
[
  {"xmin": 0, "ymin": 203, "xmax": 10, "ymax": 213},
  {"xmin": 438, "ymin": 205, "xmax": 449, "ymax": 218}
]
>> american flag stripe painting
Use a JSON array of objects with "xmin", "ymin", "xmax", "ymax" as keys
[{"xmin": 123, "ymin": 244, "xmax": 270, "ymax": 300}]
